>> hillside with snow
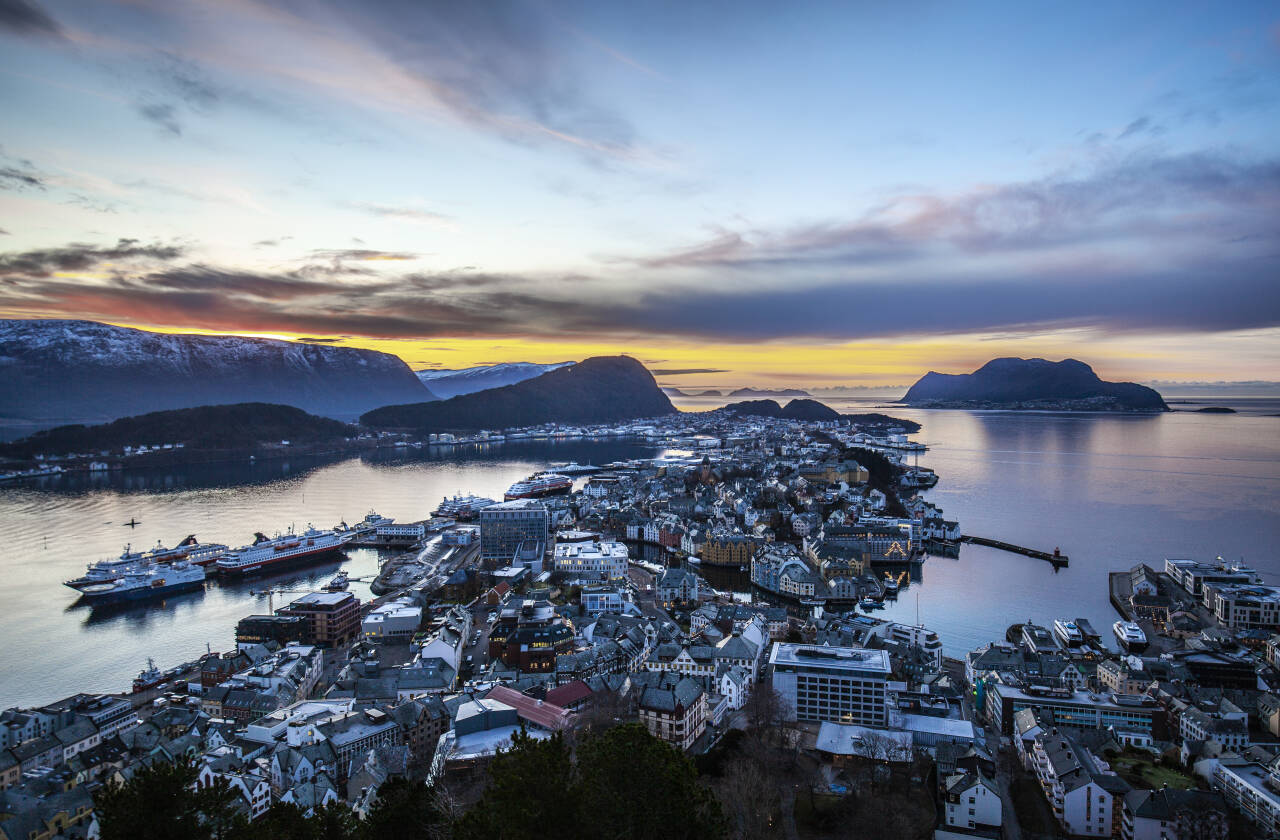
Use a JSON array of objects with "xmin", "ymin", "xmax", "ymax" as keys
[
  {"xmin": 0, "ymin": 319, "xmax": 436, "ymax": 427},
  {"xmin": 415, "ymin": 361, "xmax": 573, "ymax": 398}
]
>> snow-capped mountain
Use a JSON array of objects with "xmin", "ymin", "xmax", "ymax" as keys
[
  {"xmin": 415, "ymin": 361, "xmax": 574, "ymax": 399},
  {"xmin": 0, "ymin": 319, "xmax": 436, "ymax": 428}
]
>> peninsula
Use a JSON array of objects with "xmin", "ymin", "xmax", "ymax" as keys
[{"xmin": 902, "ymin": 358, "xmax": 1168, "ymax": 411}]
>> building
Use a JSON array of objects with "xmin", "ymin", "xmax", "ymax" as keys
[
  {"xmin": 655, "ymin": 567, "xmax": 699, "ymax": 608},
  {"xmin": 479, "ymin": 500, "xmax": 549, "ymax": 563},
  {"xmin": 361, "ymin": 600, "xmax": 422, "ymax": 643},
  {"xmin": 985, "ymin": 683, "xmax": 1167, "ymax": 740},
  {"xmin": 1122, "ymin": 788, "xmax": 1230, "ymax": 840},
  {"xmin": 1164, "ymin": 557, "xmax": 1259, "ymax": 595},
  {"xmin": 769, "ymin": 643, "xmax": 890, "ymax": 726},
  {"xmin": 1097, "ymin": 659, "xmax": 1153, "ymax": 695},
  {"xmin": 941, "ymin": 769, "xmax": 1002, "ymax": 833},
  {"xmin": 700, "ymin": 534, "xmax": 758, "ymax": 568},
  {"xmin": 1202, "ymin": 582, "xmax": 1280, "ymax": 630},
  {"xmin": 1032, "ymin": 731, "xmax": 1130, "ymax": 837},
  {"xmin": 580, "ymin": 586, "xmax": 624, "ymax": 616},
  {"xmin": 277, "ymin": 592, "xmax": 361, "ymax": 648},
  {"xmin": 487, "ymin": 599, "xmax": 575, "ymax": 672},
  {"xmin": 552, "ymin": 540, "xmax": 628, "ymax": 580},
  {"xmin": 236, "ymin": 614, "xmax": 310, "ymax": 648},
  {"xmin": 634, "ymin": 672, "xmax": 707, "ymax": 752},
  {"xmin": 1209, "ymin": 758, "xmax": 1280, "ymax": 838}
]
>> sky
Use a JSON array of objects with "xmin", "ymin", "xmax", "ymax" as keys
[{"xmin": 0, "ymin": 0, "xmax": 1277, "ymax": 389}]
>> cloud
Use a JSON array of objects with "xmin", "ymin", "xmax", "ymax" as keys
[
  {"xmin": 294, "ymin": 336, "xmax": 344, "ymax": 343},
  {"xmin": 1, "ymin": 150, "xmax": 1276, "ymax": 344},
  {"xmin": 650, "ymin": 368, "xmax": 731, "ymax": 376},
  {"xmin": 344, "ymin": 201, "xmax": 456, "ymax": 228},
  {"xmin": 0, "ymin": 239, "xmax": 184, "ymax": 277},
  {"xmin": 0, "ymin": 0, "xmax": 61, "ymax": 37},
  {"xmin": 0, "ymin": 149, "xmax": 46, "ymax": 191},
  {"xmin": 1117, "ymin": 116, "xmax": 1163, "ymax": 139},
  {"xmin": 136, "ymin": 102, "xmax": 182, "ymax": 136},
  {"xmin": 309, "ymin": 249, "xmax": 420, "ymax": 262}
]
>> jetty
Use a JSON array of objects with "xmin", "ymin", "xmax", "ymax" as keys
[{"xmin": 959, "ymin": 535, "xmax": 1068, "ymax": 569}]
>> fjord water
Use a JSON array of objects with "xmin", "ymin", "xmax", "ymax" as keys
[
  {"xmin": 0, "ymin": 441, "xmax": 658, "ymax": 709},
  {"xmin": 0, "ymin": 404, "xmax": 1276, "ymax": 708}
]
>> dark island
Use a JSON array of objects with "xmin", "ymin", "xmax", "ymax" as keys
[
  {"xmin": 361, "ymin": 356, "xmax": 677, "ymax": 433},
  {"xmin": 902, "ymin": 358, "xmax": 1168, "ymax": 411},
  {"xmin": 1, "ymin": 403, "xmax": 357, "ymax": 462},
  {"xmin": 1194, "ymin": 406, "xmax": 1237, "ymax": 414},
  {"xmin": 728, "ymin": 387, "xmax": 812, "ymax": 398},
  {"xmin": 723, "ymin": 399, "xmax": 922, "ymax": 432}
]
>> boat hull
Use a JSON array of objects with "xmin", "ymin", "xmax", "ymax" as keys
[
  {"xmin": 80, "ymin": 577, "xmax": 204, "ymax": 606},
  {"xmin": 216, "ymin": 543, "xmax": 346, "ymax": 577}
]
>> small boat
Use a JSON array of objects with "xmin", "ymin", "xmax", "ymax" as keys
[
  {"xmin": 860, "ymin": 598, "xmax": 883, "ymax": 610},
  {"xmin": 323, "ymin": 571, "xmax": 350, "ymax": 592},
  {"xmin": 883, "ymin": 578, "xmax": 900, "ymax": 596},
  {"xmin": 132, "ymin": 658, "xmax": 164, "ymax": 693}
]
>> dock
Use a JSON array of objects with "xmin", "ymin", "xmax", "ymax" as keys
[{"xmin": 959, "ymin": 535, "xmax": 1068, "ymax": 568}]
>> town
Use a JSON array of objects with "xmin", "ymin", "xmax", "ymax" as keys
[{"xmin": 0, "ymin": 407, "xmax": 1273, "ymax": 840}]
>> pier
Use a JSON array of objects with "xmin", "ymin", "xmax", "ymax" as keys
[{"xmin": 959, "ymin": 535, "xmax": 1068, "ymax": 568}]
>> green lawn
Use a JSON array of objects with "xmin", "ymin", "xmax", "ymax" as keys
[{"xmin": 1109, "ymin": 754, "xmax": 1197, "ymax": 790}]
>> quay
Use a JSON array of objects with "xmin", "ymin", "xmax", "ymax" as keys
[{"xmin": 959, "ymin": 534, "xmax": 1068, "ymax": 568}]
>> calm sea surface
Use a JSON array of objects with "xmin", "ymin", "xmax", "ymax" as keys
[{"xmin": 0, "ymin": 399, "xmax": 1276, "ymax": 708}]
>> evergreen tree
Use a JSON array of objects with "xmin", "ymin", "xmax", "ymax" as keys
[
  {"xmin": 94, "ymin": 758, "xmax": 247, "ymax": 840},
  {"xmin": 575, "ymin": 724, "xmax": 725, "ymax": 840},
  {"xmin": 358, "ymin": 777, "xmax": 444, "ymax": 840},
  {"xmin": 455, "ymin": 729, "xmax": 577, "ymax": 840}
]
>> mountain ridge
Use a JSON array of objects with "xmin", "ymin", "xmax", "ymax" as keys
[
  {"xmin": 0, "ymin": 319, "xmax": 436, "ymax": 426},
  {"xmin": 415, "ymin": 361, "xmax": 573, "ymax": 398},
  {"xmin": 363, "ymin": 356, "xmax": 676, "ymax": 431}
]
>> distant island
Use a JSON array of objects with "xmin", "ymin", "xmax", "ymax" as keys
[
  {"xmin": 902, "ymin": 358, "xmax": 1168, "ymax": 412},
  {"xmin": 362, "ymin": 356, "xmax": 676, "ymax": 432},
  {"xmin": 661, "ymin": 387, "xmax": 691, "ymax": 397},
  {"xmin": 1194, "ymin": 406, "xmax": 1237, "ymax": 414},
  {"xmin": 723, "ymin": 399, "xmax": 922, "ymax": 432},
  {"xmin": 697, "ymin": 390, "xmax": 723, "ymax": 397},
  {"xmin": 0, "ymin": 403, "xmax": 356, "ymax": 460},
  {"xmin": 728, "ymin": 387, "xmax": 812, "ymax": 398}
]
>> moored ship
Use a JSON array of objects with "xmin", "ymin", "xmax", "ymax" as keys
[
  {"xmin": 215, "ymin": 525, "xmax": 351, "ymax": 577},
  {"xmin": 78, "ymin": 561, "xmax": 205, "ymax": 606},
  {"xmin": 1112, "ymin": 620, "xmax": 1148, "ymax": 653},
  {"xmin": 1053, "ymin": 619, "xmax": 1084, "ymax": 647},
  {"xmin": 65, "ymin": 536, "xmax": 227, "ymax": 591},
  {"xmin": 504, "ymin": 472, "xmax": 573, "ymax": 501},
  {"xmin": 434, "ymin": 494, "xmax": 497, "ymax": 520}
]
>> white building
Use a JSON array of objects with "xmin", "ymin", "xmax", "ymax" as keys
[
  {"xmin": 361, "ymin": 599, "xmax": 423, "ymax": 642},
  {"xmin": 553, "ymin": 540, "xmax": 628, "ymax": 580},
  {"xmin": 769, "ymin": 643, "xmax": 889, "ymax": 726},
  {"xmin": 1031, "ymin": 731, "xmax": 1129, "ymax": 837},
  {"xmin": 941, "ymin": 770, "xmax": 1002, "ymax": 832}
]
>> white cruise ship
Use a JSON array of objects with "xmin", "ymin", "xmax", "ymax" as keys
[
  {"xmin": 1112, "ymin": 620, "xmax": 1149, "ymax": 653},
  {"xmin": 78, "ymin": 561, "xmax": 206, "ymax": 606},
  {"xmin": 215, "ymin": 525, "xmax": 351, "ymax": 577},
  {"xmin": 504, "ymin": 473, "xmax": 572, "ymax": 500},
  {"xmin": 433, "ymin": 494, "xmax": 497, "ymax": 520}
]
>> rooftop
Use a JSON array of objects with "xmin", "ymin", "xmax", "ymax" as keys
[{"xmin": 770, "ymin": 643, "xmax": 891, "ymax": 674}]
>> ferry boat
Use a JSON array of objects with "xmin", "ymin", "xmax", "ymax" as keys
[
  {"xmin": 548, "ymin": 462, "xmax": 601, "ymax": 475},
  {"xmin": 859, "ymin": 597, "xmax": 883, "ymax": 610},
  {"xmin": 132, "ymin": 658, "xmax": 164, "ymax": 693},
  {"xmin": 900, "ymin": 467, "xmax": 939, "ymax": 489},
  {"xmin": 215, "ymin": 525, "xmax": 351, "ymax": 577},
  {"xmin": 323, "ymin": 571, "xmax": 350, "ymax": 592},
  {"xmin": 1053, "ymin": 619, "xmax": 1085, "ymax": 647},
  {"xmin": 504, "ymin": 472, "xmax": 573, "ymax": 501},
  {"xmin": 78, "ymin": 561, "xmax": 205, "ymax": 606},
  {"xmin": 1112, "ymin": 620, "xmax": 1149, "ymax": 653},
  {"xmin": 883, "ymin": 577, "xmax": 900, "ymax": 596},
  {"xmin": 65, "ymin": 537, "xmax": 227, "ymax": 590},
  {"xmin": 65, "ymin": 545, "xmax": 150, "ymax": 590},
  {"xmin": 433, "ymin": 494, "xmax": 497, "ymax": 520}
]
